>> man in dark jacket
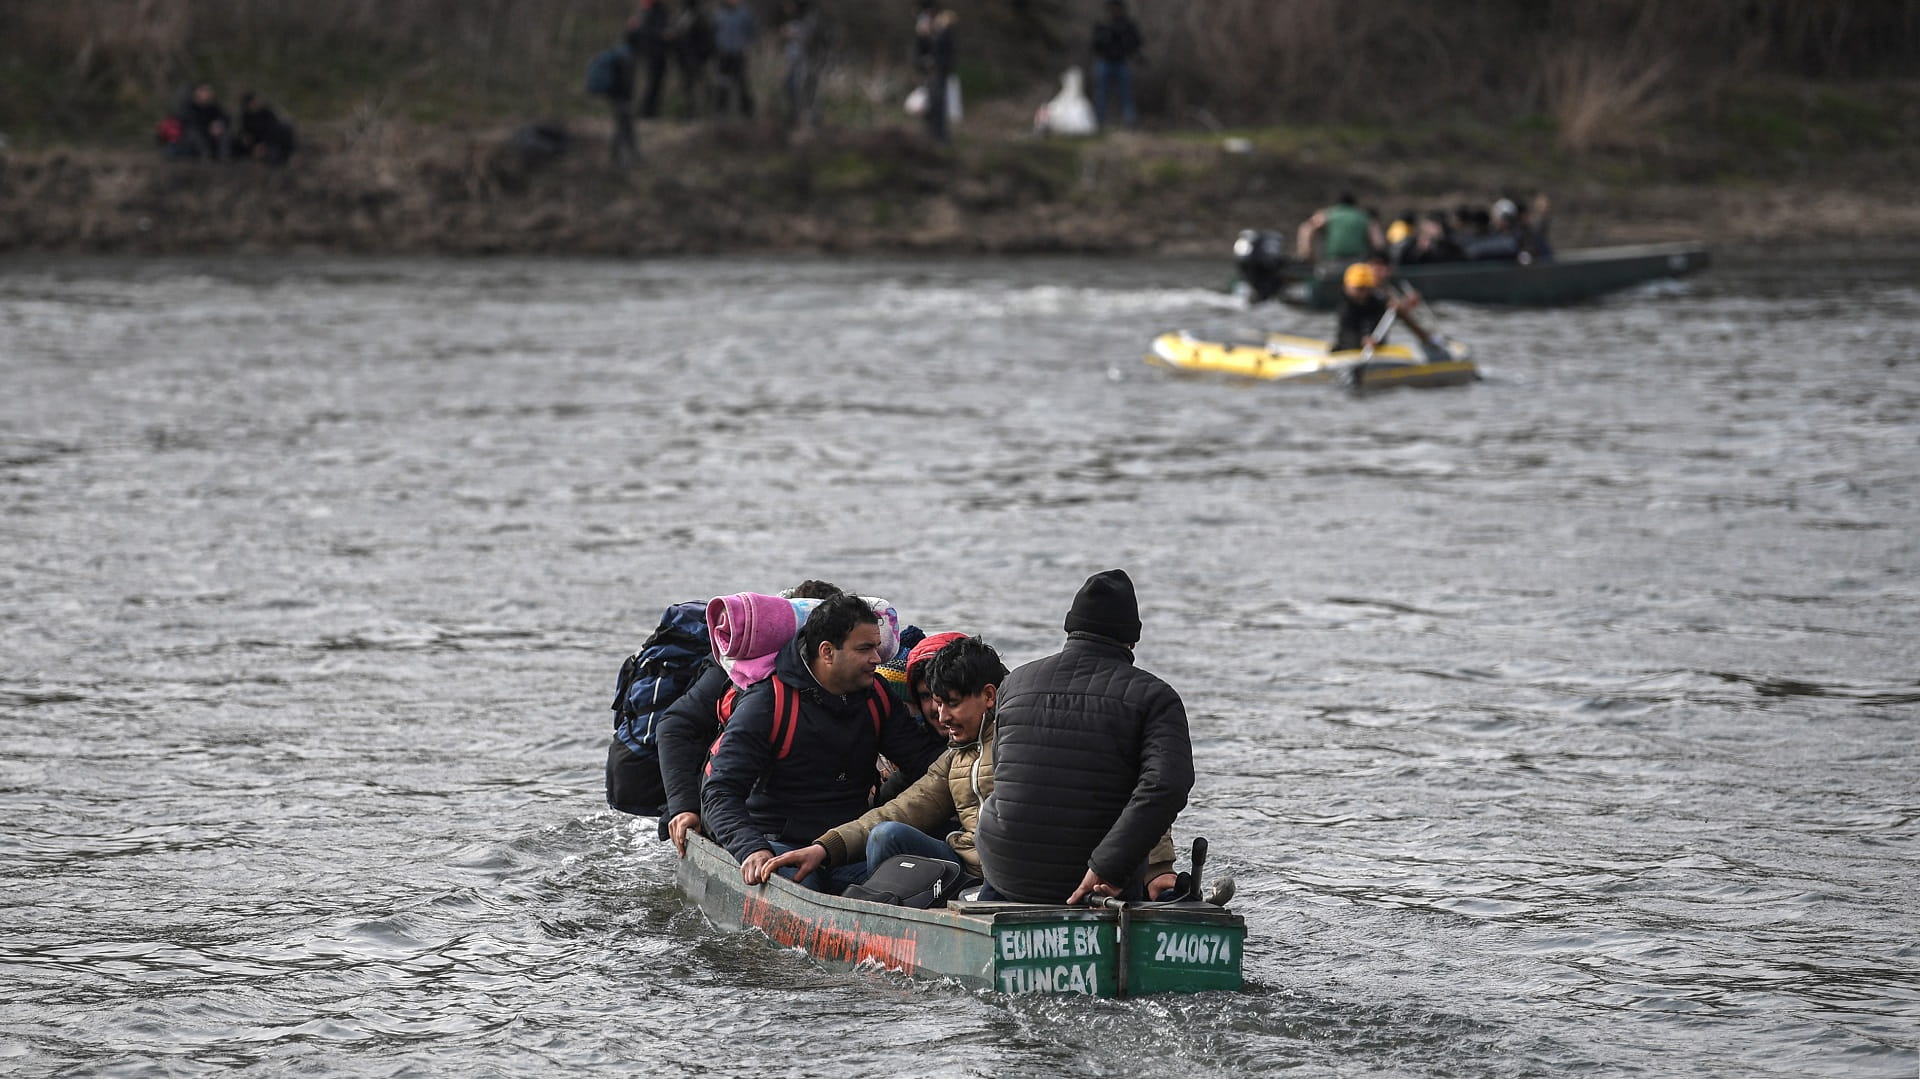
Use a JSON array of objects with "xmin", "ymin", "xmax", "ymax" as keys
[
  {"xmin": 1333, "ymin": 252, "xmax": 1433, "ymax": 353},
  {"xmin": 975, "ymin": 569, "xmax": 1193, "ymax": 904},
  {"xmin": 703, "ymin": 591, "xmax": 945, "ymax": 891},
  {"xmin": 654, "ymin": 579, "xmax": 843, "ymax": 856},
  {"xmin": 913, "ymin": 3, "xmax": 956, "ymax": 142},
  {"xmin": 233, "ymin": 92, "xmax": 297, "ymax": 164},
  {"xmin": 603, "ymin": 22, "xmax": 639, "ymax": 166},
  {"xmin": 630, "ymin": 0, "xmax": 672, "ymax": 119},
  {"xmin": 710, "ymin": 0, "xmax": 755, "ymax": 117},
  {"xmin": 1090, "ymin": 0, "xmax": 1143, "ymax": 131},
  {"xmin": 177, "ymin": 84, "xmax": 231, "ymax": 161}
]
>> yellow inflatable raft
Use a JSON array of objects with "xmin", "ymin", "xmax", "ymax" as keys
[{"xmin": 1147, "ymin": 330, "xmax": 1478, "ymax": 389}]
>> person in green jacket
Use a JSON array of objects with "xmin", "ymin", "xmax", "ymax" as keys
[{"xmin": 1296, "ymin": 192, "xmax": 1384, "ymax": 263}]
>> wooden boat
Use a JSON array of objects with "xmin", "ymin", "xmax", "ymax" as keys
[
  {"xmin": 1277, "ymin": 242, "xmax": 1710, "ymax": 309},
  {"xmin": 675, "ymin": 832, "xmax": 1245, "ymax": 997},
  {"xmin": 1147, "ymin": 329, "xmax": 1478, "ymax": 390}
]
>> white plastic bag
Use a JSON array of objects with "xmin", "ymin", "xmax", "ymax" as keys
[
  {"xmin": 904, "ymin": 85, "xmax": 927, "ymax": 116},
  {"xmin": 1035, "ymin": 67, "xmax": 1094, "ymax": 136}
]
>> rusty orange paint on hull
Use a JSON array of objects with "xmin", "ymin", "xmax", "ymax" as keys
[{"xmin": 741, "ymin": 893, "xmax": 919, "ymax": 972}]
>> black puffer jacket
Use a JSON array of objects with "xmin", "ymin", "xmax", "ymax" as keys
[
  {"xmin": 975, "ymin": 632, "xmax": 1193, "ymax": 903},
  {"xmin": 701, "ymin": 637, "xmax": 944, "ymax": 864},
  {"xmin": 654, "ymin": 661, "xmax": 734, "ymax": 822}
]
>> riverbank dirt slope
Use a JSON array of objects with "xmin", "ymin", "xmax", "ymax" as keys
[{"xmin": 5, "ymin": 103, "xmax": 1917, "ymax": 258}]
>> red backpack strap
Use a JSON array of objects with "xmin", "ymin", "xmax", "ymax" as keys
[
  {"xmin": 703, "ymin": 685, "xmax": 742, "ymax": 778},
  {"xmin": 769, "ymin": 678, "xmax": 802, "ymax": 760},
  {"xmin": 866, "ymin": 685, "xmax": 889, "ymax": 738}
]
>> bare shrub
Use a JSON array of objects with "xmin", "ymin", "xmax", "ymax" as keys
[
  {"xmin": 1543, "ymin": 49, "xmax": 1680, "ymax": 154},
  {"xmin": 1128, "ymin": 0, "xmax": 1509, "ymax": 126},
  {"xmin": 3, "ymin": 0, "xmax": 1917, "ymax": 141}
]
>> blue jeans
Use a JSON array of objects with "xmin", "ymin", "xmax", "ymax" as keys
[
  {"xmin": 768, "ymin": 840, "xmax": 867, "ymax": 894},
  {"xmin": 865, "ymin": 821, "xmax": 962, "ymax": 868},
  {"xmin": 1092, "ymin": 59, "xmax": 1135, "ymax": 130}
]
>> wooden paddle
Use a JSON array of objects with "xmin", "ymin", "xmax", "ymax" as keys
[
  {"xmin": 1389, "ymin": 282, "xmax": 1450, "ymax": 361},
  {"xmin": 1358, "ymin": 305, "xmax": 1397, "ymax": 364},
  {"xmin": 1342, "ymin": 304, "xmax": 1397, "ymax": 390}
]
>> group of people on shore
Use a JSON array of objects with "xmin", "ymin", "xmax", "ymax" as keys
[
  {"xmin": 156, "ymin": 83, "xmax": 296, "ymax": 165},
  {"xmin": 591, "ymin": 0, "xmax": 818, "ymax": 166},
  {"xmin": 589, "ymin": 0, "xmax": 1151, "ymax": 163},
  {"xmin": 606, "ymin": 570, "xmax": 1199, "ymax": 907}
]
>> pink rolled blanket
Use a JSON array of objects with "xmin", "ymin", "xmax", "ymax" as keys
[
  {"xmin": 707, "ymin": 593, "xmax": 901, "ymax": 688},
  {"xmin": 706, "ymin": 592, "xmax": 799, "ymax": 664}
]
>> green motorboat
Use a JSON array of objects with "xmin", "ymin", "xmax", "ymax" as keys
[
  {"xmin": 675, "ymin": 832, "xmax": 1245, "ymax": 997},
  {"xmin": 1269, "ymin": 242, "xmax": 1710, "ymax": 309}
]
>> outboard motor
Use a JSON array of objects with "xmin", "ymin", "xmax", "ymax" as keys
[{"xmin": 1233, "ymin": 229, "xmax": 1291, "ymax": 303}]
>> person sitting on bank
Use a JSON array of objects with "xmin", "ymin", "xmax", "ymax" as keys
[
  {"xmin": 703, "ymin": 591, "xmax": 945, "ymax": 892},
  {"xmin": 974, "ymin": 569, "xmax": 1191, "ymax": 905},
  {"xmin": 1296, "ymin": 192, "xmax": 1383, "ymax": 264},
  {"xmin": 1334, "ymin": 251, "xmax": 1434, "ymax": 353},
  {"xmin": 232, "ymin": 92, "xmax": 297, "ymax": 164},
  {"xmin": 651, "ymin": 579, "xmax": 843, "ymax": 856},
  {"xmin": 170, "ymin": 83, "xmax": 230, "ymax": 161}
]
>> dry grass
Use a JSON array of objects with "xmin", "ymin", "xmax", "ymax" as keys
[
  {"xmin": 1543, "ymin": 50, "xmax": 1681, "ymax": 154},
  {"xmin": 3, "ymin": 0, "xmax": 1918, "ymax": 146}
]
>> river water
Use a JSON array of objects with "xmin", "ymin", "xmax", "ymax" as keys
[{"xmin": 1, "ymin": 254, "xmax": 1915, "ymax": 1078}]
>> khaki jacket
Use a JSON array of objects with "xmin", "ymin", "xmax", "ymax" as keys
[{"xmin": 819, "ymin": 715, "xmax": 1175, "ymax": 880}]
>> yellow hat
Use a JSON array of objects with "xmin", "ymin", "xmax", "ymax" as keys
[
  {"xmin": 1343, "ymin": 263, "xmax": 1377, "ymax": 290},
  {"xmin": 1386, "ymin": 220, "xmax": 1411, "ymax": 244}
]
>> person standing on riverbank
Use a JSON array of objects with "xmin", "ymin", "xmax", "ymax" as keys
[
  {"xmin": 1090, "ymin": 0, "xmax": 1144, "ymax": 131},
  {"xmin": 631, "ymin": 0, "xmax": 672, "ymax": 119},
  {"xmin": 975, "ymin": 569, "xmax": 1193, "ymax": 904},
  {"xmin": 913, "ymin": 3, "xmax": 957, "ymax": 143},
  {"xmin": 668, "ymin": 1, "xmax": 716, "ymax": 119},
  {"xmin": 596, "ymin": 23, "xmax": 640, "ymax": 167},
  {"xmin": 779, "ymin": 0, "xmax": 821, "ymax": 130},
  {"xmin": 711, "ymin": 0, "xmax": 756, "ymax": 118}
]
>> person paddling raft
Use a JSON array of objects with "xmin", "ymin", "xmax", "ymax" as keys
[{"xmin": 1334, "ymin": 251, "xmax": 1436, "ymax": 354}]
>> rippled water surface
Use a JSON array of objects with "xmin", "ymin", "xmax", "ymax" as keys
[{"xmin": 2, "ymin": 254, "xmax": 1916, "ymax": 1077}]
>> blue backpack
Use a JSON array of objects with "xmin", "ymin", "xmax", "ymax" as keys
[
  {"xmin": 584, "ymin": 45, "xmax": 630, "ymax": 97},
  {"xmin": 611, "ymin": 601, "xmax": 711, "ymax": 754}
]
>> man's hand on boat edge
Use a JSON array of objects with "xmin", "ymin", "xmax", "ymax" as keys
[
  {"xmin": 759, "ymin": 844, "xmax": 828, "ymax": 885},
  {"xmin": 1068, "ymin": 869, "xmax": 1123, "ymax": 904},
  {"xmin": 668, "ymin": 812, "xmax": 702, "ymax": 857},
  {"xmin": 1067, "ymin": 868, "xmax": 1182, "ymax": 904},
  {"xmin": 740, "ymin": 849, "xmax": 779, "ymax": 886}
]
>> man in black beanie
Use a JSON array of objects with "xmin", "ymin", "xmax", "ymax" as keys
[{"xmin": 974, "ymin": 569, "xmax": 1194, "ymax": 904}]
